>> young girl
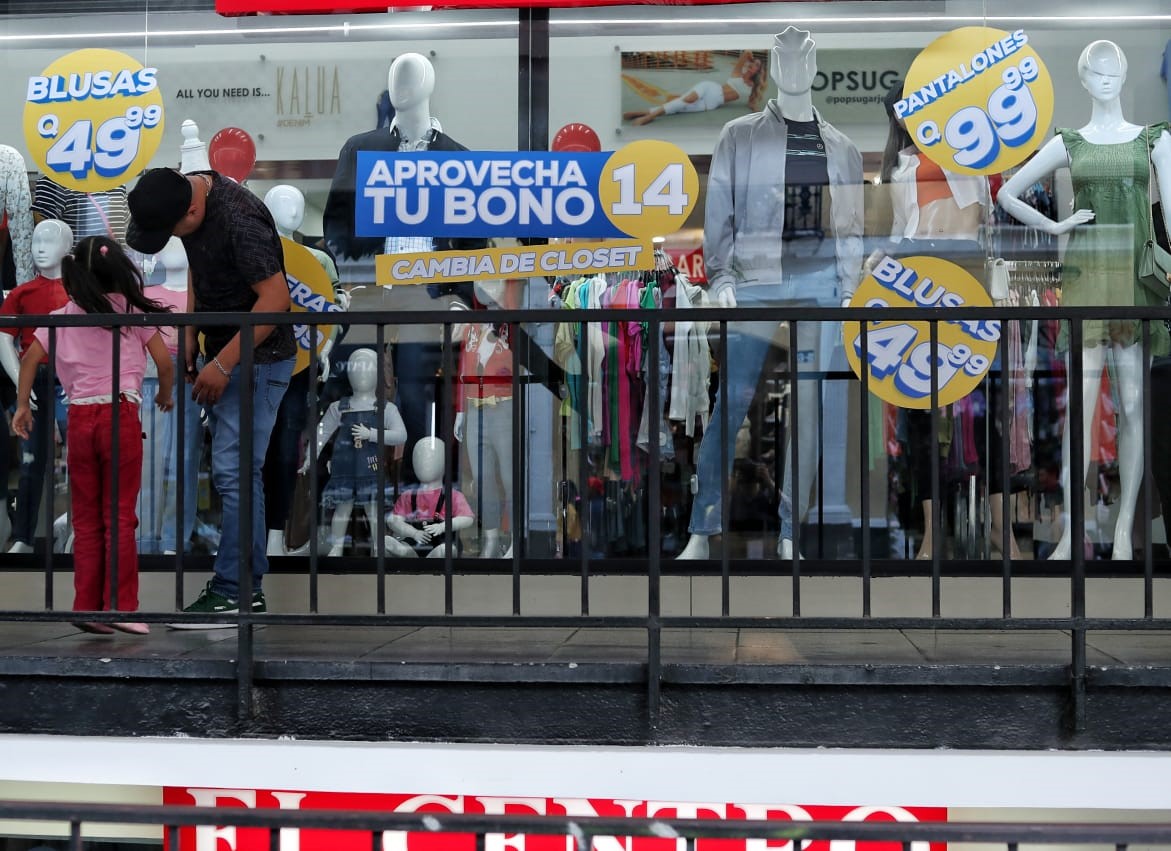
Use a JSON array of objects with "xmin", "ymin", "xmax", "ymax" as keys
[{"xmin": 12, "ymin": 236, "xmax": 175, "ymax": 636}]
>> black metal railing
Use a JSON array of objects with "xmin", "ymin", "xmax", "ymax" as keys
[
  {"xmin": 2, "ymin": 304, "xmax": 1170, "ymax": 727},
  {"xmin": 2, "ymin": 799, "xmax": 1171, "ymax": 851}
]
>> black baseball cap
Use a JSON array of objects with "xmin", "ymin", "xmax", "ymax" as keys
[{"xmin": 126, "ymin": 168, "xmax": 193, "ymax": 254}]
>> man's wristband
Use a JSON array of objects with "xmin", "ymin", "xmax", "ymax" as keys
[{"xmin": 211, "ymin": 357, "xmax": 231, "ymax": 378}]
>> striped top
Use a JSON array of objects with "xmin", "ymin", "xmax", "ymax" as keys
[{"xmin": 32, "ymin": 175, "xmax": 129, "ymax": 245}]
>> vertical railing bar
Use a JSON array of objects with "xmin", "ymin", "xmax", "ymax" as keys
[
  {"xmin": 375, "ymin": 322, "xmax": 388, "ymax": 614},
  {"xmin": 578, "ymin": 313, "xmax": 590, "ymax": 614},
  {"xmin": 788, "ymin": 319, "xmax": 801, "ymax": 616},
  {"xmin": 719, "ymin": 319, "xmax": 730, "ymax": 613},
  {"xmin": 175, "ymin": 319, "xmax": 187, "ymax": 608},
  {"xmin": 647, "ymin": 313, "xmax": 663, "ymax": 733},
  {"xmin": 1069, "ymin": 318, "xmax": 1087, "ymax": 732},
  {"xmin": 109, "ymin": 317, "xmax": 121, "ymax": 615},
  {"xmin": 859, "ymin": 317, "xmax": 871, "ymax": 617},
  {"xmin": 999, "ymin": 324, "xmax": 1012, "ymax": 618},
  {"xmin": 43, "ymin": 326, "xmax": 56, "ymax": 609},
  {"xmin": 816, "ymin": 372, "xmax": 824, "ymax": 558},
  {"xmin": 236, "ymin": 324, "xmax": 255, "ymax": 722},
  {"xmin": 69, "ymin": 820, "xmax": 81, "ymax": 851},
  {"xmin": 307, "ymin": 321, "xmax": 323, "ymax": 614},
  {"xmin": 442, "ymin": 319, "xmax": 458, "ymax": 611},
  {"xmin": 509, "ymin": 317, "xmax": 523, "ymax": 615},
  {"xmin": 1142, "ymin": 320, "xmax": 1153, "ymax": 617},
  {"xmin": 929, "ymin": 319, "xmax": 941, "ymax": 618}
]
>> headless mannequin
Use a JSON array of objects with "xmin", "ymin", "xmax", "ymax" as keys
[
  {"xmin": 301, "ymin": 348, "xmax": 406, "ymax": 557},
  {"xmin": 877, "ymin": 84, "xmax": 1022, "ymax": 561},
  {"xmin": 264, "ymin": 184, "xmax": 345, "ymax": 555},
  {"xmin": 1, "ymin": 219, "xmax": 72, "ymax": 553},
  {"xmin": 999, "ymin": 41, "xmax": 1171, "ymax": 561},
  {"xmin": 453, "ymin": 279, "xmax": 515, "ymax": 559},
  {"xmin": 678, "ymin": 26, "xmax": 862, "ymax": 560},
  {"xmin": 386, "ymin": 437, "xmax": 474, "ymax": 559}
]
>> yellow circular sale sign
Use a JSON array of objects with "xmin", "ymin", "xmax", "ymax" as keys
[
  {"xmin": 844, "ymin": 255, "xmax": 1000, "ymax": 409},
  {"xmin": 599, "ymin": 140, "xmax": 698, "ymax": 239},
  {"xmin": 283, "ymin": 238, "xmax": 342, "ymax": 376},
  {"xmin": 23, "ymin": 49, "xmax": 165, "ymax": 193},
  {"xmin": 895, "ymin": 27, "xmax": 1054, "ymax": 175}
]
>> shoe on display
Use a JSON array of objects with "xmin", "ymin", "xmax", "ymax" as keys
[
  {"xmin": 72, "ymin": 621, "xmax": 116, "ymax": 635},
  {"xmin": 168, "ymin": 581, "xmax": 240, "ymax": 630}
]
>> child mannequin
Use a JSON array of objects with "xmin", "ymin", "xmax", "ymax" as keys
[
  {"xmin": 0, "ymin": 219, "xmax": 73, "ymax": 554},
  {"xmin": 300, "ymin": 348, "xmax": 406, "ymax": 557},
  {"xmin": 12, "ymin": 236, "xmax": 173, "ymax": 635},
  {"xmin": 387, "ymin": 437, "xmax": 474, "ymax": 559},
  {"xmin": 998, "ymin": 40, "xmax": 1171, "ymax": 560}
]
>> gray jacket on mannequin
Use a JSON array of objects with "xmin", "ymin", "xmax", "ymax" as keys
[{"xmin": 704, "ymin": 102, "xmax": 864, "ymax": 300}]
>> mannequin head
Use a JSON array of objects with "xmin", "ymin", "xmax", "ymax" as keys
[
  {"xmin": 31, "ymin": 220, "xmax": 74, "ymax": 279},
  {"xmin": 1078, "ymin": 40, "xmax": 1127, "ymax": 101},
  {"xmin": 263, "ymin": 185, "xmax": 305, "ymax": 238},
  {"xmin": 412, "ymin": 437, "xmax": 445, "ymax": 485},
  {"xmin": 771, "ymin": 27, "xmax": 818, "ymax": 97},
  {"xmin": 155, "ymin": 236, "xmax": 189, "ymax": 291},
  {"xmin": 347, "ymin": 348, "xmax": 378, "ymax": 395},
  {"xmin": 180, "ymin": 119, "xmax": 212, "ymax": 173},
  {"xmin": 388, "ymin": 53, "xmax": 435, "ymax": 111}
]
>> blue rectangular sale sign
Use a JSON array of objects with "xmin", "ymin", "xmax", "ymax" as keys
[{"xmin": 354, "ymin": 150, "xmax": 627, "ymax": 240}]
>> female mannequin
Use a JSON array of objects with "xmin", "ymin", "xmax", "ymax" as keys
[
  {"xmin": 301, "ymin": 348, "xmax": 406, "ymax": 557},
  {"xmin": 387, "ymin": 437, "xmax": 474, "ymax": 559},
  {"xmin": 263, "ymin": 184, "xmax": 344, "ymax": 555},
  {"xmin": 877, "ymin": 81, "xmax": 1022, "ymax": 560},
  {"xmin": 999, "ymin": 40, "xmax": 1171, "ymax": 560},
  {"xmin": 0, "ymin": 219, "xmax": 72, "ymax": 553},
  {"xmin": 678, "ymin": 26, "xmax": 864, "ymax": 560},
  {"xmin": 137, "ymin": 236, "xmax": 200, "ymax": 554}
]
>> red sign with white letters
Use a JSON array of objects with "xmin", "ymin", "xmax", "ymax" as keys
[{"xmin": 163, "ymin": 788, "xmax": 947, "ymax": 851}]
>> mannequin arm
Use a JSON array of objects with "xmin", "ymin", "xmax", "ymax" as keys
[
  {"xmin": 998, "ymin": 136, "xmax": 1093, "ymax": 235},
  {"xmin": 423, "ymin": 514, "xmax": 473, "ymax": 537},
  {"xmin": 0, "ymin": 334, "xmax": 22, "ymax": 389},
  {"xmin": 350, "ymin": 402, "xmax": 408, "ymax": 446},
  {"xmin": 387, "ymin": 512, "xmax": 427, "ymax": 542},
  {"xmin": 1152, "ymin": 130, "xmax": 1171, "ymax": 255},
  {"xmin": 703, "ymin": 128, "xmax": 738, "ymax": 301}
]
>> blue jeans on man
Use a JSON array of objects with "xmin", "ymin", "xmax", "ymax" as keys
[{"xmin": 205, "ymin": 356, "xmax": 294, "ymax": 600}]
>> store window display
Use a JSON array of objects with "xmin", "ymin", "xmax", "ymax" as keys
[
  {"xmin": 299, "ymin": 348, "xmax": 406, "ymax": 557},
  {"xmin": 998, "ymin": 40, "xmax": 1171, "ymax": 561},
  {"xmin": 677, "ymin": 26, "xmax": 864, "ymax": 561},
  {"xmin": 0, "ymin": 219, "xmax": 72, "ymax": 554}
]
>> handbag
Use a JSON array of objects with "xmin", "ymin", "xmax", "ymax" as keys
[{"xmin": 1138, "ymin": 127, "xmax": 1171, "ymax": 297}]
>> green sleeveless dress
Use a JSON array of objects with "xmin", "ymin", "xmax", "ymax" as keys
[{"xmin": 1057, "ymin": 122, "xmax": 1170, "ymax": 356}]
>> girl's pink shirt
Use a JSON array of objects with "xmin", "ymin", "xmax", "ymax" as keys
[{"xmin": 33, "ymin": 295, "xmax": 161, "ymax": 401}]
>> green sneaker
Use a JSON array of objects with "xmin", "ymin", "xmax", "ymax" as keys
[
  {"xmin": 251, "ymin": 590, "xmax": 267, "ymax": 614},
  {"xmin": 168, "ymin": 582, "xmax": 239, "ymax": 630}
]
